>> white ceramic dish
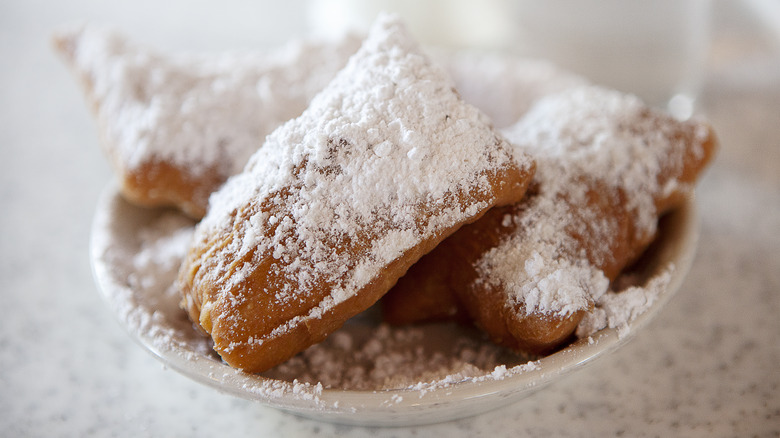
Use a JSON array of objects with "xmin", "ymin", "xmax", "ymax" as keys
[{"xmin": 90, "ymin": 183, "xmax": 698, "ymax": 427}]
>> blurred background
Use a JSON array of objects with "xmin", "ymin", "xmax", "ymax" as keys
[
  {"xmin": 4, "ymin": 0, "xmax": 775, "ymax": 116},
  {"xmin": 2, "ymin": 0, "xmax": 778, "ymax": 436},
  {"xmin": 310, "ymin": 0, "xmax": 712, "ymax": 118},
  {"xmin": 3, "ymin": 0, "xmax": 776, "ymax": 121}
]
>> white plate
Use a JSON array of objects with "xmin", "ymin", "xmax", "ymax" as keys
[{"xmin": 90, "ymin": 183, "xmax": 698, "ymax": 426}]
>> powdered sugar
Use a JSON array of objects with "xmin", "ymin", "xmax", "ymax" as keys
[
  {"xmin": 474, "ymin": 194, "xmax": 609, "ymax": 317},
  {"xmin": 90, "ymin": 197, "xmax": 209, "ymax": 357},
  {"xmin": 192, "ymin": 14, "xmax": 530, "ymax": 344},
  {"xmin": 506, "ymin": 86, "xmax": 704, "ymax": 239},
  {"xmin": 577, "ymin": 267, "xmax": 673, "ymax": 338},
  {"xmin": 94, "ymin": 183, "xmax": 684, "ymax": 400},
  {"xmin": 56, "ymin": 24, "xmax": 361, "ymax": 179},
  {"xmin": 265, "ymin": 320, "xmax": 537, "ymax": 390},
  {"xmin": 473, "ymin": 85, "xmax": 705, "ymax": 317}
]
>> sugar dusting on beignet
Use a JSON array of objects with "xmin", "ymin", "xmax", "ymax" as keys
[
  {"xmin": 384, "ymin": 85, "xmax": 717, "ymax": 353},
  {"xmin": 54, "ymin": 25, "xmax": 361, "ymax": 218},
  {"xmin": 177, "ymin": 14, "xmax": 535, "ymax": 373}
]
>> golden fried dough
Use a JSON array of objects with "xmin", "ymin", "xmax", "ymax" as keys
[
  {"xmin": 54, "ymin": 25, "xmax": 360, "ymax": 218},
  {"xmin": 176, "ymin": 15, "xmax": 535, "ymax": 373},
  {"xmin": 383, "ymin": 85, "xmax": 717, "ymax": 353}
]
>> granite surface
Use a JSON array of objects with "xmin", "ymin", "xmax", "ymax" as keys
[{"xmin": 1, "ymin": 0, "xmax": 778, "ymax": 436}]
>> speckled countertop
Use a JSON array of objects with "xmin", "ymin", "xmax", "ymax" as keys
[{"xmin": 2, "ymin": 1, "xmax": 778, "ymax": 436}]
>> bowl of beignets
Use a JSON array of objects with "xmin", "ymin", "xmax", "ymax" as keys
[{"xmin": 77, "ymin": 14, "xmax": 716, "ymax": 426}]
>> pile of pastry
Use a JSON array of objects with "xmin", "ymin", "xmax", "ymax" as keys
[{"xmin": 56, "ymin": 14, "xmax": 716, "ymax": 373}]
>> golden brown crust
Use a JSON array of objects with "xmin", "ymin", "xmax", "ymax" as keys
[{"xmin": 121, "ymin": 160, "xmax": 221, "ymax": 218}]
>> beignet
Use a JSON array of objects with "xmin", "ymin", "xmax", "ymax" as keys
[
  {"xmin": 54, "ymin": 25, "xmax": 361, "ymax": 218},
  {"xmin": 384, "ymin": 85, "xmax": 717, "ymax": 353},
  {"xmin": 177, "ymin": 14, "xmax": 535, "ymax": 372}
]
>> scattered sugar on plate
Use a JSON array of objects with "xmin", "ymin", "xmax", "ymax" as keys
[{"xmin": 103, "ymin": 200, "xmax": 672, "ymax": 393}]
